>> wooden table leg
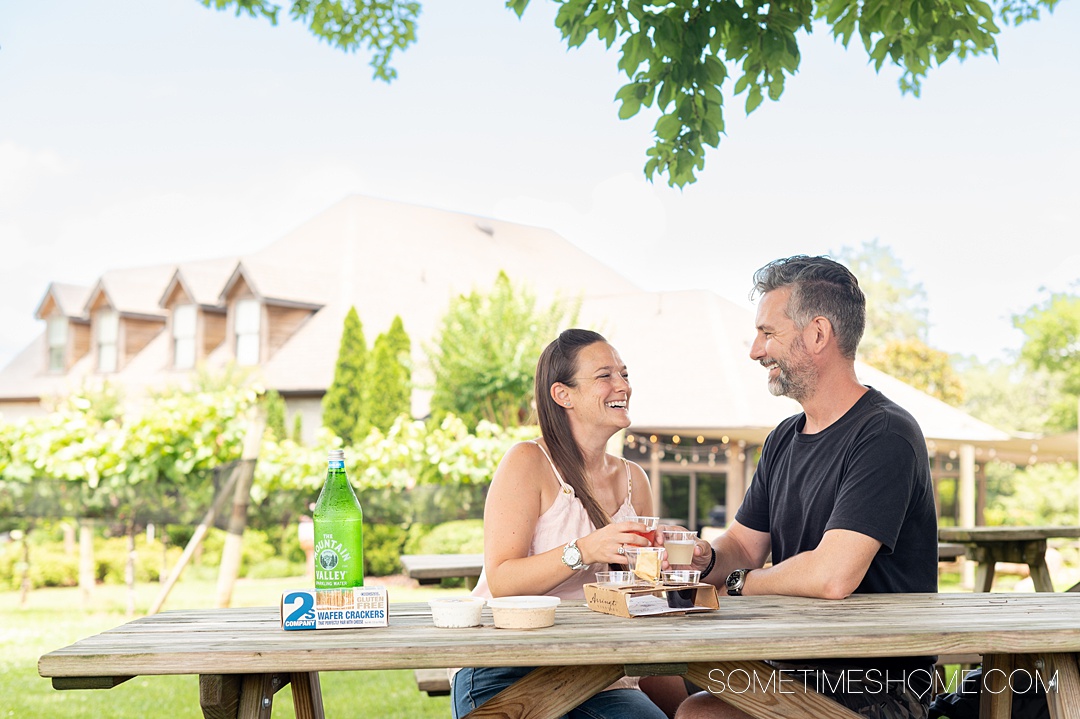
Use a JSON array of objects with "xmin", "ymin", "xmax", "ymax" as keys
[
  {"xmin": 1028, "ymin": 560, "xmax": 1056, "ymax": 592},
  {"xmin": 200, "ymin": 673, "xmax": 293, "ymax": 719},
  {"xmin": 201, "ymin": 674, "xmax": 242, "ymax": 719},
  {"xmin": 684, "ymin": 660, "xmax": 864, "ymax": 719},
  {"xmin": 289, "ymin": 672, "xmax": 325, "ymax": 719},
  {"xmin": 979, "ymin": 654, "xmax": 1013, "ymax": 719},
  {"xmin": 1036, "ymin": 652, "xmax": 1080, "ymax": 719},
  {"xmin": 974, "ymin": 558, "xmax": 996, "ymax": 593},
  {"xmin": 462, "ymin": 664, "xmax": 624, "ymax": 719}
]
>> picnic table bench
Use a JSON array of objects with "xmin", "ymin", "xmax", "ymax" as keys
[
  {"xmin": 938, "ymin": 525, "xmax": 1080, "ymax": 592},
  {"xmin": 400, "ymin": 553, "xmax": 483, "ymax": 589}
]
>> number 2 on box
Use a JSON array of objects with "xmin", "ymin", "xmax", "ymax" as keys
[{"xmin": 284, "ymin": 591, "xmax": 315, "ymax": 623}]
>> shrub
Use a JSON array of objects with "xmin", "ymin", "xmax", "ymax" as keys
[
  {"xmin": 245, "ymin": 557, "xmax": 306, "ymax": 579},
  {"xmin": 0, "ymin": 544, "xmax": 78, "ymax": 589},
  {"xmin": 401, "ymin": 519, "xmax": 484, "ymax": 588},
  {"xmin": 96, "ymin": 536, "xmax": 182, "ymax": 584},
  {"xmin": 403, "ymin": 523, "xmax": 435, "ymax": 555},
  {"xmin": 406, "ymin": 520, "xmax": 484, "ymax": 555},
  {"xmin": 198, "ymin": 528, "xmax": 279, "ymax": 576},
  {"xmin": 364, "ymin": 523, "xmax": 407, "ymax": 577},
  {"xmin": 0, "ymin": 534, "xmax": 186, "ymax": 589},
  {"xmin": 30, "ymin": 547, "xmax": 79, "ymax": 588}
]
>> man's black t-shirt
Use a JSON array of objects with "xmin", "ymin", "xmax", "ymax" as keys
[{"xmin": 736, "ymin": 387, "xmax": 938, "ymax": 666}]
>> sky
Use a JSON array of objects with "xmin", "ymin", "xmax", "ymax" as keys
[{"xmin": 1, "ymin": 0, "xmax": 1078, "ymax": 372}]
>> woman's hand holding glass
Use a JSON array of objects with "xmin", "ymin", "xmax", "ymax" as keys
[{"xmin": 576, "ymin": 519, "xmax": 661, "ymax": 566}]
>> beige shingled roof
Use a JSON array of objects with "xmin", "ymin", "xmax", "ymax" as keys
[
  {"xmin": 579, "ymin": 289, "xmax": 1017, "ymax": 455},
  {"xmin": 88, "ymin": 265, "xmax": 176, "ymax": 317},
  {"xmin": 160, "ymin": 257, "xmax": 240, "ymax": 308},
  {"xmin": 251, "ymin": 195, "xmax": 641, "ymax": 403},
  {"xmin": 34, "ymin": 282, "xmax": 92, "ymax": 320}
]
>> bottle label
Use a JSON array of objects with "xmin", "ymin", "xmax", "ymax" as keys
[
  {"xmin": 328, "ymin": 460, "xmax": 344, "ymax": 469},
  {"xmin": 313, "ymin": 519, "xmax": 364, "ymax": 589}
]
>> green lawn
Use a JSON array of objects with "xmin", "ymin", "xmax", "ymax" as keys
[{"xmin": 3, "ymin": 576, "xmax": 464, "ymax": 719}]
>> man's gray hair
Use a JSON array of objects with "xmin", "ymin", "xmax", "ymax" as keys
[{"xmin": 751, "ymin": 255, "xmax": 866, "ymax": 359}]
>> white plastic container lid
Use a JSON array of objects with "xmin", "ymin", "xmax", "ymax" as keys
[
  {"xmin": 428, "ymin": 596, "xmax": 486, "ymax": 628},
  {"xmin": 486, "ymin": 595, "xmax": 560, "ymax": 609}
]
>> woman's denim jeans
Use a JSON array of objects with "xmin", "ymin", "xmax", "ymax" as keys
[{"xmin": 451, "ymin": 665, "xmax": 667, "ymax": 719}]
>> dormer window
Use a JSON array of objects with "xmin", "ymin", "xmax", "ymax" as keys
[
  {"xmin": 235, "ymin": 299, "xmax": 261, "ymax": 365},
  {"xmin": 172, "ymin": 304, "xmax": 197, "ymax": 370},
  {"xmin": 97, "ymin": 309, "xmax": 119, "ymax": 373},
  {"xmin": 47, "ymin": 316, "xmax": 67, "ymax": 372}
]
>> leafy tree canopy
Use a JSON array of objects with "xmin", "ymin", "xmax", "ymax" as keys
[
  {"xmin": 864, "ymin": 337, "xmax": 964, "ymax": 404},
  {"xmin": 984, "ymin": 460, "xmax": 1079, "ymax": 528},
  {"xmin": 364, "ymin": 315, "xmax": 413, "ymax": 433},
  {"xmin": 830, "ymin": 240, "xmax": 966, "ymax": 403},
  {"xmin": 1014, "ymin": 289, "xmax": 1080, "ymax": 430},
  {"xmin": 199, "ymin": 0, "xmax": 419, "ymax": 81},
  {"xmin": 322, "ymin": 306, "xmax": 369, "ymax": 444},
  {"xmin": 954, "ymin": 356, "xmax": 1064, "ymax": 434},
  {"xmin": 201, "ymin": 0, "xmax": 1059, "ymax": 186},
  {"xmin": 835, "ymin": 238, "xmax": 929, "ymax": 352},
  {"xmin": 427, "ymin": 271, "xmax": 579, "ymax": 429},
  {"xmin": 265, "ymin": 389, "xmax": 288, "ymax": 441}
]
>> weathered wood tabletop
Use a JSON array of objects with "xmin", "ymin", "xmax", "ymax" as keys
[
  {"xmin": 939, "ymin": 526, "xmax": 1080, "ymax": 592},
  {"xmin": 39, "ymin": 593, "xmax": 1080, "ymax": 719}
]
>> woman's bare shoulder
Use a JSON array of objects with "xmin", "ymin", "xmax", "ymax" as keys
[
  {"xmin": 612, "ymin": 454, "xmax": 648, "ymax": 481},
  {"xmin": 493, "ymin": 439, "xmax": 548, "ymax": 478}
]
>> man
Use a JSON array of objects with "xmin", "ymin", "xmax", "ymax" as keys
[{"xmin": 676, "ymin": 255, "xmax": 938, "ymax": 719}]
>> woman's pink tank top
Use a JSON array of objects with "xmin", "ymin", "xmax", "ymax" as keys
[
  {"xmin": 459, "ymin": 441, "xmax": 642, "ymax": 692},
  {"xmin": 471, "ymin": 440, "xmax": 636, "ymax": 600}
]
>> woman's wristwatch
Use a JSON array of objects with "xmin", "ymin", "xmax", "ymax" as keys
[{"xmin": 561, "ymin": 539, "xmax": 586, "ymax": 570}]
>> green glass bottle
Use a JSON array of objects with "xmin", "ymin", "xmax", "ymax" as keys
[{"xmin": 312, "ymin": 449, "xmax": 364, "ymax": 589}]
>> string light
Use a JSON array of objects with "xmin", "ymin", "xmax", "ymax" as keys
[{"xmin": 624, "ymin": 433, "xmax": 734, "ymax": 465}]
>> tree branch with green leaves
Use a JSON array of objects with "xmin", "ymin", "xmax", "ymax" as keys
[
  {"xmin": 198, "ymin": 0, "xmax": 420, "ymax": 81},
  {"xmin": 200, "ymin": 0, "xmax": 1059, "ymax": 186}
]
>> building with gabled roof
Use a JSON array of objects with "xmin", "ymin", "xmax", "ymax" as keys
[
  {"xmin": 1, "ymin": 195, "xmax": 1069, "ymax": 527},
  {"xmin": 0, "ymin": 195, "xmax": 640, "ymax": 426}
]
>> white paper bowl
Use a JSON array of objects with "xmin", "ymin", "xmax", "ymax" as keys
[
  {"xmin": 486, "ymin": 595, "xmax": 560, "ymax": 629},
  {"xmin": 429, "ymin": 597, "xmax": 486, "ymax": 628}
]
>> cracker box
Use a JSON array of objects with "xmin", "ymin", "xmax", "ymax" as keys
[
  {"xmin": 280, "ymin": 586, "xmax": 388, "ymax": 630},
  {"xmin": 584, "ymin": 582, "xmax": 718, "ymax": 618}
]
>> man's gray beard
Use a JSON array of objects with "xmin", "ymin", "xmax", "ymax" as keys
[
  {"xmin": 768, "ymin": 356, "xmax": 814, "ymax": 403},
  {"xmin": 768, "ymin": 373, "xmax": 810, "ymax": 402}
]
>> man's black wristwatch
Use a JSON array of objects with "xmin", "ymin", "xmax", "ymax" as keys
[{"xmin": 725, "ymin": 568, "xmax": 753, "ymax": 596}]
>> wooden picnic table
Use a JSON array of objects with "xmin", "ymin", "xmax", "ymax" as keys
[
  {"xmin": 39, "ymin": 592, "xmax": 1080, "ymax": 719},
  {"xmin": 399, "ymin": 553, "xmax": 483, "ymax": 589},
  {"xmin": 938, "ymin": 525, "xmax": 1080, "ymax": 592}
]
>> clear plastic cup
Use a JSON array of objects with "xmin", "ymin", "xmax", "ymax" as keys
[
  {"xmin": 661, "ymin": 569, "xmax": 701, "ymax": 585},
  {"xmin": 624, "ymin": 516, "xmax": 659, "ymax": 545},
  {"xmin": 594, "ymin": 570, "xmax": 635, "ymax": 587},
  {"xmin": 623, "ymin": 546, "xmax": 666, "ymax": 583},
  {"xmin": 662, "ymin": 530, "xmax": 698, "ymax": 567}
]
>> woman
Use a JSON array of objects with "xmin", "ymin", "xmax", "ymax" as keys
[{"xmin": 451, "ymin": 329, "xmax": 669, "ymax": 719}]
